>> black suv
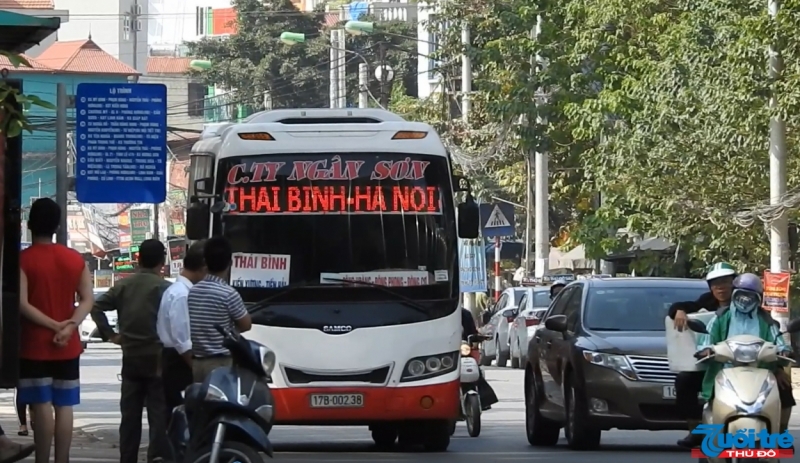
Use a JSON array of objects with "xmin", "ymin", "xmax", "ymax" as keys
[{"xmin": 523, "ymin": 278, "xmax": 708, "ymax": 450}]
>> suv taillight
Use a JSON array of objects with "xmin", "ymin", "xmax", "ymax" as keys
[{"xmin": 525, "ymin": 318, "xmax": 540, "ymax": 327}]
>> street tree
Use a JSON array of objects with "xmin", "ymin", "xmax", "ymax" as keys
[{"xmin": 185, "ymin": 0, "xmax": 329, "ymax": 109}]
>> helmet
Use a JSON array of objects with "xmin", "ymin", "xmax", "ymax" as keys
[
  {"xmin": 706, "ymin": 262, "xmax": 736, "ymax": 282},
  {"xmin": 550, "ymin": 279, "xmax": 568, "ymax": 296},
  {"xmin": 732, "ymin": 273, "xmax": 763, "ymax": 294}
]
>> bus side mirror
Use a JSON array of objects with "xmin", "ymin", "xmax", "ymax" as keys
[
  {"xmin": 458, "ymin": 194, "xmax": 480, "ymax": 239},
  {"xmin": 186, "ymin": 202, "xmax": 210, "ymax": 240},
  {"xmin": 194, "ymin": 177, "xmax": 214, "ymax": 195}
]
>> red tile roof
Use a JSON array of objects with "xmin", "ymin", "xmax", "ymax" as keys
[
  {"xmin": 0, "ymin": 0, "xmax": 54, "ymax": 9},
  {"xmin": 147, "ymin": 56, "xmax": 191, "ymax": 74},
  {"xmin": 0, "ymin": 53, "xmax": 51, "ymax": 71},
  {"xmin": 324, "ymin": 13, "xmax": 340, "ymax": 27},
  {"xmin": 36, "ymin": 40, "xmax": 139, "ymax": 75}
]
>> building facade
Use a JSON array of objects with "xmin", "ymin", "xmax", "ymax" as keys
[
  {"xmin": 141, "ymin": 56, "xmax": 205, "ymax": 131},
  {"xmin": 52, "ymin": 0, "xmax": 148, "ymax": 74}
]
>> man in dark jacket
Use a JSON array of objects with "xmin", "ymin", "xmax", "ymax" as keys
[
  {"xmin": 667, "ymin": 263, "xmax": 735, "ymax": 448},
  {"xmin": 91, "ymin": 240, "xmax": 172, "ymax": 463}
]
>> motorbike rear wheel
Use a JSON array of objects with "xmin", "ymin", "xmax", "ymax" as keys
[
  {"xmin": 465, "ymin": 394, "xmax": 482, "ymax": 437},
  {"xmin": 188, "ymin": 441, "xmax": 265, "ymax": 463}
]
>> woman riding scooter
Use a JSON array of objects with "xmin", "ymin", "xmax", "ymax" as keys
[
  {"xmin": 695, "ymin": 273, "xmax": 795, "ymax": 441},
  {"xmin": 462, "ymin": 308, "xmax": 499, "ymax": 410}
]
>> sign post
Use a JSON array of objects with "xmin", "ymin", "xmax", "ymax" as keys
[
  {"xmin": 479, "ymin": 203, "xmax": 516, "ymax": 301},
  {"xmin": 75, "ymin": 83, "xmax": 168, "ymax": 205}
]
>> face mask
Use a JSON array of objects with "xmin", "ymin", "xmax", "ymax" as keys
[{"xmin": 732, "ymin": 289, "xmax": 761, "ymax": 314}]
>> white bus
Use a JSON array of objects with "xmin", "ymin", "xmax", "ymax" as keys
[{"xmin": 185, "ymin": 108, "xmax": 479, "ymax": 451}]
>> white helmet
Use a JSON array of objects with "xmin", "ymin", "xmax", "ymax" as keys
[{"xmin": 706, "ymin": 262, "xmax": 736, "ymax": 281}]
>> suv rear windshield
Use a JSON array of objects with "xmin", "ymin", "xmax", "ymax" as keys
[{"xmin": 584, "ymin": 286, "xmax": 707, "ymax": 331}]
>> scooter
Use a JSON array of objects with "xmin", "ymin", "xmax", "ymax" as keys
[
  {"xmin": 449, "ymin": 334, "xmax": 489, "ymax": 438},
  {"xmin": 168, "ymin": 325, "xmax": 276, "ymax": 463},
  {"xmin": 686, "ymin": 318, "xmax": 800, "ymax": 463}
]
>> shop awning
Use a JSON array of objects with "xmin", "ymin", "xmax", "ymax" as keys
[{"xmin": 0, "ymin": 11, "xmax": 60, "ymax": 53}]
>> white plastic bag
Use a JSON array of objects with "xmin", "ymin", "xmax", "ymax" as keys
[{"xmin": 665, "ymin": 310, "xmax": 716, "ymax": 372}]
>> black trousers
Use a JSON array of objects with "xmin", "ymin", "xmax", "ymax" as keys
[
  {"xmin": 162, "ymin": 348, "xmax": 194, "ymax": 421},
  {"xmin": 676, "ymin": 370, "xmax": 796, "ymax": 420},
  {"xmin": 119, "ymin": 353, "xmax": 171, "ymax": 463}
]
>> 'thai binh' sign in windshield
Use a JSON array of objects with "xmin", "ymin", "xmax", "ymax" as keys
[{"xmin": 222, "ymin": 154, "xmax": 443, "ymax": 215}]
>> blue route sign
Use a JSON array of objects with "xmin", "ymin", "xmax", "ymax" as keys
[
  {"xmin": 75, "ymin": 83, "xmax": 168, "ymax": 204},
  {"xmin": 479, "ymin": 202, "xmax": 515, "ymax": 237}
]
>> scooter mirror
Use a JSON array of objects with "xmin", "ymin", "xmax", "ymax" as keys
[
  {"xmin": 686, "ymin": 319, "xmax": 708, "ymax": 334},
  {"xmin": 785, "ymin": 318, "xmax": 800, "ymax": 334}
]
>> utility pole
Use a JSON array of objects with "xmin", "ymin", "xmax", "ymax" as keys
[
  {"xmin": 533, "ymin": 14, "xmax": 549, "ymax": 278},
  {"xmin": 379, "ymin": 43, "xmax": 388, "ymax": 108},
  {"xmin": 358, "ymin": 63, "xmax": 368, "ymax": 108},
  {"xmin": 330, "ymin": 29, "xmax": 339, "ymax": 108},
  {"xmin": 768, "ymin": 0, "xmax": 789, "ymax": 329},
  {"xmin": 55, "ymin": 83, "xmax": 68, "ymax": 245},
  {"xmin": 461, "ymin": 24, "xmax": 472, "ymax": 123},
  {"xmin": 130, "ymin": 0, "xmax": 140, "ymax": 73},
  {"xmin": 337, "ymin": 29, "xmax": 346, "ymax": 109},
  {"xmin": 461, "ymin": 23, "xmax": 476, "ymax": 314}
]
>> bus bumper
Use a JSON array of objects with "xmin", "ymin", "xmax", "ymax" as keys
[{"xmin": 271, "ymin": 379, "xmax": 460, "ymax": 425}]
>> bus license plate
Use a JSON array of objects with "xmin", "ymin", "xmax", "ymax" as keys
[
  {"xmin": 310, "ymin": 393, "xmax": 365, "ymax": 408},
  {"xmin": 662, "ymin": 386, "xmax": 676, "ymax": 399}
]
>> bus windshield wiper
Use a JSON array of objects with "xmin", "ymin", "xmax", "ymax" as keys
[
  {"xmin": 247, "ymin": 281, "xmax": 319, "ymax": 315},
  {"xmin": 321, "ymin": 277, "xmax": 430, "ymax": 314}
]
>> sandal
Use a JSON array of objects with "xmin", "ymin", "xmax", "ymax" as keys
[
  {"xmin": 14, "ymin": 431, "xmax": 26, "ymax": 437},
  {"xmin": 0, "ymin": 442, "xmax": 35, "ymax": 463}
]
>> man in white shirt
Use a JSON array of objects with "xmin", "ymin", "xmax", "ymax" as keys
[{"xmin": 157, "ymin": 241, "xmax": 206, "ymax": 418}]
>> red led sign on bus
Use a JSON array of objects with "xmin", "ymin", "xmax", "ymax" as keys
[
  {"xmin": 223, "ymin": 155, "xmax": 443, "ymax": 215},
  {"xmin": 224, "ymin": 185, "xmax": 441, "ymax": 214}
]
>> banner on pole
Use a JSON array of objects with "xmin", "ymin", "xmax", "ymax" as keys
[
  {"xmin": 763, "ymin": 271, "xmax": 791, "ymax": 313},
  {"xmin": 458, "ymin": 238, "xmax": 488, "ymax": 293}
]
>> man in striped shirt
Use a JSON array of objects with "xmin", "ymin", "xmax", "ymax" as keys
[{"xmin": 187, "ymin": 237, "xmax": 252, "ymax": 382}]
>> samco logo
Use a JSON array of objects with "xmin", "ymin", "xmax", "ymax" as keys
[{"xmin": 323, "ymin": 325, "xmax": 353, "ymax": 333}]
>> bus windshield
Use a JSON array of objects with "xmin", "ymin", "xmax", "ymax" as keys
[{"xmin": 216, "ymin": 152, "xmax": 458, "ymax": 303}]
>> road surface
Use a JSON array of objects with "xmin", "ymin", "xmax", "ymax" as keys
[{"xmin": 0, "ymin": 344, "xmax": 798, "ymax": 462}]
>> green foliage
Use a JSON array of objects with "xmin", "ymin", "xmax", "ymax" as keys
[
  {"xmin": 425, "ymin": 0, "xmax": 800, "ymax": 271},
  {"xmin": 185, "ymin": 0, "xmax": 328, "ymax": 108},
  {"xmin": 0, "ymin": 51, "xmax": 56, "ymax": 138}
]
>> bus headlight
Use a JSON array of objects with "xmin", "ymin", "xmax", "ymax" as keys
[{"xmin": 400, "ymin": 352, "xmax": 459, "ymax": 382}]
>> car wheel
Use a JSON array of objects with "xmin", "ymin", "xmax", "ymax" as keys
[
  {"xmin": 496, "ymin": 339, "xmax": 509, "ymax": 367},
  {"xmin": 511, "ymin": 351, "xmax": 520, "ymax": 369},
  {"xmin": 81, "ymin": 341, "xmax": 88, "ymax": 350},
  {"xmin": 525, "ymin": 369, "xmax": 560, "ymax": 446},
  {"xmin": 518, "ymin": 339, "xmax": 527, "ymax": 369},
  {"xmin": 564, "ymin": 372, "xmax": 601, "ymax": 450}
]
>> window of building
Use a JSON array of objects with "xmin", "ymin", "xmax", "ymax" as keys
[
  {"xmin": 196, "ymin": 7, "xmax": 207, "ymax": 36},
  {"xmin": 187, "ymin": 83, "xmax": 207, "ymax": 117},
  {"xmin": 427, "ymin": 15, "xmax": 449, "ymax": 80}
]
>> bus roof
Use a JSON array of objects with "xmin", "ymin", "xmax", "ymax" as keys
[{"xmin": 192, "ymin": 108, "xmax": 448, "ymax": 160}]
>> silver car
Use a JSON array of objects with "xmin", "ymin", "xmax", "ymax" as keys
[
  {"xmin": 509, "ymin": 287, "xmax": 551, "ymax": 368},
  {"xmin": 79, "ymin": 288, "xmax": 116, "ymax": 349},
  {"xmin": 479, "ymin": 287, "xmax": 528, "ymax": 367}
]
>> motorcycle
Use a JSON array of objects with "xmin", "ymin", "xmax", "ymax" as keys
[
  {"xmin": 449, "ymin": 334, "xmax": 490, "ymax": 438},
  {"xmin": 686, "ymin": 318, "xmax": 800, "ymax": 463},
  {"xmin": 168, "ymin": 325, "xmax": 277, "ymax": 463}
]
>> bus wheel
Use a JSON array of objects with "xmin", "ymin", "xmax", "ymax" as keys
[
  {"xmin": 422, "ymin": 420, "xmax": 450, "ymax": 452},
  {"xmin": 371, "ymin": 425, "xmax": 397, "ymax": 449}
]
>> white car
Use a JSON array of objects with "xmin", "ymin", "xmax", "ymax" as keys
[
  {"xmin": 509, "ymin": 287, "xmax": 551, "ymax": 368},
  {"xmin": 79, "ymin": 288, "xmax": 116, "ymax": 349},
  {"xmin": 479, "ymin": 287, "xmax": 528, "ymax": 367}
]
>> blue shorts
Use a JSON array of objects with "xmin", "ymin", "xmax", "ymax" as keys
[{"xmin": 17, "ymin": 358, "xmax": 80, "ymax": 407}]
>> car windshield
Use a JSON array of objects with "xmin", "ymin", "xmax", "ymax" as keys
[
  {"xmin": 532, "ymin": 291, "xmax": 551, "ymax": 308},
  {"xmin": 584, "ymin": 286, "xmax": 707, "ymax": 331},
  {"xmin": 216, "ymin": 152, "xmax": 457, "ymax": 303}
]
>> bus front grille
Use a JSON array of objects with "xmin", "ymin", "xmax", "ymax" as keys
[{"xmin": 283, "ymin": 365, "xmax": 392, "ymax": 385}]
